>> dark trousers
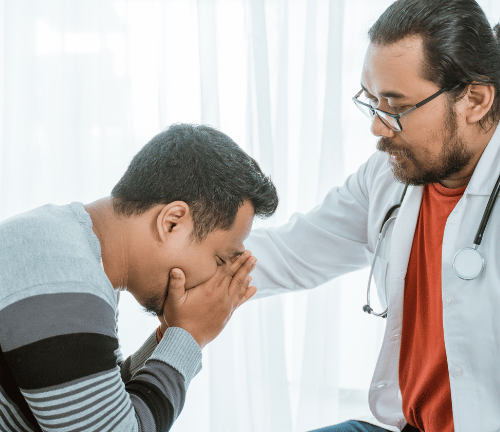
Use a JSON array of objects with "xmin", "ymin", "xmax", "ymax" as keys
[{"xmin": 310, "ymin": 420, "xmax": 420, "ymax": 432}]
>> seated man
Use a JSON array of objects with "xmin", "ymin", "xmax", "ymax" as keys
[{"xmin": 0, "ymin": 123, "xmax": 278, "ymax": 432}]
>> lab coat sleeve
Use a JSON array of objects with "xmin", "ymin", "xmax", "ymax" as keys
[{"xmin": 246, "ymin": 153, "xmax": 380, "ymax": 299}]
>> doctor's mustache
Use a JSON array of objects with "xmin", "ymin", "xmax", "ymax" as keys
[{"xmin": 376, "ymin": 137, "xmax": 416, "ymax": 162}]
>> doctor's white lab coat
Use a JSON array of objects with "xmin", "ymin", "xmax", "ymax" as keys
[{"xmin": 245, "ymin": 124, "xmax": 500, "ymax": 432}]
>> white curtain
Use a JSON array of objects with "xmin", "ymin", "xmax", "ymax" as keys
[{"xmin": 1, "ymin": 1, "xmax": 499, "ymax": 431}]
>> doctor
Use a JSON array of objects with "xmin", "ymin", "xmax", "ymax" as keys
[{"xmin": 246, "ymin": 0, "xmax": 500, "ymax": 431}]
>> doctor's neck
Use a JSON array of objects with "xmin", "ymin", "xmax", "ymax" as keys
[{"xmin": 438, "ymin": 122, "xmax": 498, "ymax": 190}]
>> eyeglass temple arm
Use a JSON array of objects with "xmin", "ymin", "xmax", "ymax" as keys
[{"xmin": 414, "ymin": 85, "xmax": 452, "ymax": 109}]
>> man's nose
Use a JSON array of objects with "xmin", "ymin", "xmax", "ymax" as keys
[{"xmin": 370, "ymin": 114, "xmax": 396, "ymax": 138}]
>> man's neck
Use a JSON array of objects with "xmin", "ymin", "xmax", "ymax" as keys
[{"xmin": 84, "ymin": 197, "xmax": 129, "ymax": 290}]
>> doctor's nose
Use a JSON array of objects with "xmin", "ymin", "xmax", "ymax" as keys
[{"xmin": 370, "ymin": 114, "xmax": 397, "ymax": 139}]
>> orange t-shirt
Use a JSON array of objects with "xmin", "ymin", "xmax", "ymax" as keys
[{"xmin": 399, "ymin": 183, "xmax": 466, "ymax": 432}]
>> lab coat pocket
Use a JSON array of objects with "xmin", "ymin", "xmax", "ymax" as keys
[{"xmin": 364, "ymin": 246, "xmax": 390, "ymax": 312}]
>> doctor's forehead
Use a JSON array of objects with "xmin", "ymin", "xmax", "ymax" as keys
[{"xmin": 360, "ymin": 37, "xmax": 428, "ymax": 97}]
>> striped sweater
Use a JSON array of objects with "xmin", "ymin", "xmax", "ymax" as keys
[{"xmin": 0, "ymin": 202, "xmax": 202, "ymax": 431}]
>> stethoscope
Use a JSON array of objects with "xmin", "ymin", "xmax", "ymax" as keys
[{"xmin": 363, "ymin": 172, "xmax": 500, "ymax": 318}]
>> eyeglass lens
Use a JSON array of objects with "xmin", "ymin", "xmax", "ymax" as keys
[{"xmin": 354, "ymin": 100, "xmax": 402, "ymax": 132}]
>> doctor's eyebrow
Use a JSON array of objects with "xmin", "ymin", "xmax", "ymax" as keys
[{"xmin": 360, "ymin": 84, "xmax": 407, "ymax": 100}]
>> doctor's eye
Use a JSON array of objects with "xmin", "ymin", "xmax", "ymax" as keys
[
  {"xmin": 362, "ymin": 92, "xmax": 378, "ymax": 105},
  {"xmin": 389, "ymin": 105, "xmax": 410, "ymax": 114}
]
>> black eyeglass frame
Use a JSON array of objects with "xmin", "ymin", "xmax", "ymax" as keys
[{"xmin": 352, "ymin": 84, "xmax": 453, "ymax": 132}]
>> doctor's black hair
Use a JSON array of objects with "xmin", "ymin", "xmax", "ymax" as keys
[
  {"xmin": 111, "ymin": 123, "xmax": 278, "ymax": 241},
  {"xmin": 369, "ymin": 0, "xmax": 500, "ymax": 130}
]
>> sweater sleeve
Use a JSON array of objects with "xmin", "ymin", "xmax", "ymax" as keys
[
  {"xmin": 120, "ymin": 331, "xmax": 159, "ymax": 383},
  {"xmin": 0, "ymin": 287, "xmax": 202, "ymax": 432}
]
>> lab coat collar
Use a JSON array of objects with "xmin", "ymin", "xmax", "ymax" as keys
[{"xmin": 465, "ymin": 121, "xmax": 500, "ymax": 196}]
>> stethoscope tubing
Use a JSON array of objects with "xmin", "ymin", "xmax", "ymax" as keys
[
  {"xmin": 474, "ymin": 172, "xmax": 500, "ymax": 246},
  {"xmin": 365, "ymin": 215, "xmax": 397, "ymax": 317},
  {"xmin": 364, "ymin": 185, "xmax": 407, "ymax": 318},
  {"xmin": 365, "ymin": 172, "xmax": 500, "ymax": 317}
]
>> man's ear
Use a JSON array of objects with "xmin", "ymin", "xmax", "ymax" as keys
[
  {"xmin": 463, "ymin": 83, "xmax": 496, "ymax": 125},
  {"xmin": 156, "ymin": 201, "xmax": 190, "ymax": 243}
]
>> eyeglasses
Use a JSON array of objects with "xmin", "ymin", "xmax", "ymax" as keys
[{"xmin": 352, "ymin": 85, "xmax": 452, "ymax": 132}]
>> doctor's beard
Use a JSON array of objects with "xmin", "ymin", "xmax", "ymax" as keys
[{"xmin": 376, "ymin": 105, "xmax": 474, "ymax": 186}]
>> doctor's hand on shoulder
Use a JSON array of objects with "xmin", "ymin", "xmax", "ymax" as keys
[{"xmin": 159, "ymin": 251, "xmax": 257, "ymax": 349}]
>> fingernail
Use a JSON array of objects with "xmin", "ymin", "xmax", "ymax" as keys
[{"xmin": 171, "ymin": 269, "xmax": 180, "ymax": 278}]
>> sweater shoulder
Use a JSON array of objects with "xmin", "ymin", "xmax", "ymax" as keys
[{"xmin": 0, "ymin": 203, "xmax": 114, "ymax": 308}]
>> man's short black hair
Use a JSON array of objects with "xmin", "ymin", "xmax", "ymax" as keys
[
  {"xmin": 369, "ymin": 0, "xmax": 500, "ymax": 129},
  {"xmin": 111, "ymin": 124, "xmax": 278, "ymax": 240}
]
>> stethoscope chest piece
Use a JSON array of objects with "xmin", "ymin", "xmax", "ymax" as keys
[{"xmin": 452, "ymin": 247, "xmax": 485, "ymax": 280}]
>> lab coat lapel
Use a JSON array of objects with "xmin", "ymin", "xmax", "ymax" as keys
[
  {"xmin": 388, "ymin": 185, "xmax": 423, "ymax": 316},
  {"xmin": 368, "ymin": 184, "xmax": 423, "ymax": 425}
]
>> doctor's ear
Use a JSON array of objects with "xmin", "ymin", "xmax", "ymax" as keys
[
  {"xmin": 462, "ymin": 83, "xmax": 496, "ymax": 125},
  {"xmin": 156, "ymin": 201, "xmax": 191, "ymax": 242}
]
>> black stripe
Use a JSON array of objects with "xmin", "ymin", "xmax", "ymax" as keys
[
  {"xmin": 126, "ymin": 380, "xmax": 175, "ymax": 431},
  {"xmin": 3, "ymin": 333, "xmax": 118, "ymax": 389},
  {"xmin": 0, "ymin": 347, "xmax": 41, "ymax": 431}
]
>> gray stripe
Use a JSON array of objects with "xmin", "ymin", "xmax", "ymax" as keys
[
  {"xmin": 0, "ymin": 402, "xmax": 31, "ymax": 432},
  {"xmin": 0, "ymin": 292, "xmax": 116, "ymax": 351},
  {"xmin": 24, "ymin": 372, "xmax": 119, "ymax": 406},
  {"xmin": 0, "ymin": 404, "xmax": 21, "ymax": 432},
  {"xmin": 0, "ymin": 414, "xmax": 16, "ymax": 432},
  {"xmin": 129, "ymin": 331, "xmax": 157, "ymax": 378},
  {"xmin": 38, "ymin": 390, "xmax": 129, "ymax": 431},
  {"xmin": 102, "ymin": 401, "xmax": 134, "ymax": 432},
  {"xmin": 91, "ymin": 396, "xmax": 133, "ymax": 432},
  {"xmin": 22, "ymin": 368, "xmax": 116, "ymax": 396},
  {"xmin": 0, "ymin": 388, "xmax": 34, "ymax": 431},
  {"xmin": 114, "ymin": 292, "xmax": 125, "ymax": 365},
  {"xmin": 32, "ymin": 378, "xmax": 121, "ymax": 418},
  {"xmin": 75, "ymin": 394, "xmax": 132, "ymax": 432}
]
